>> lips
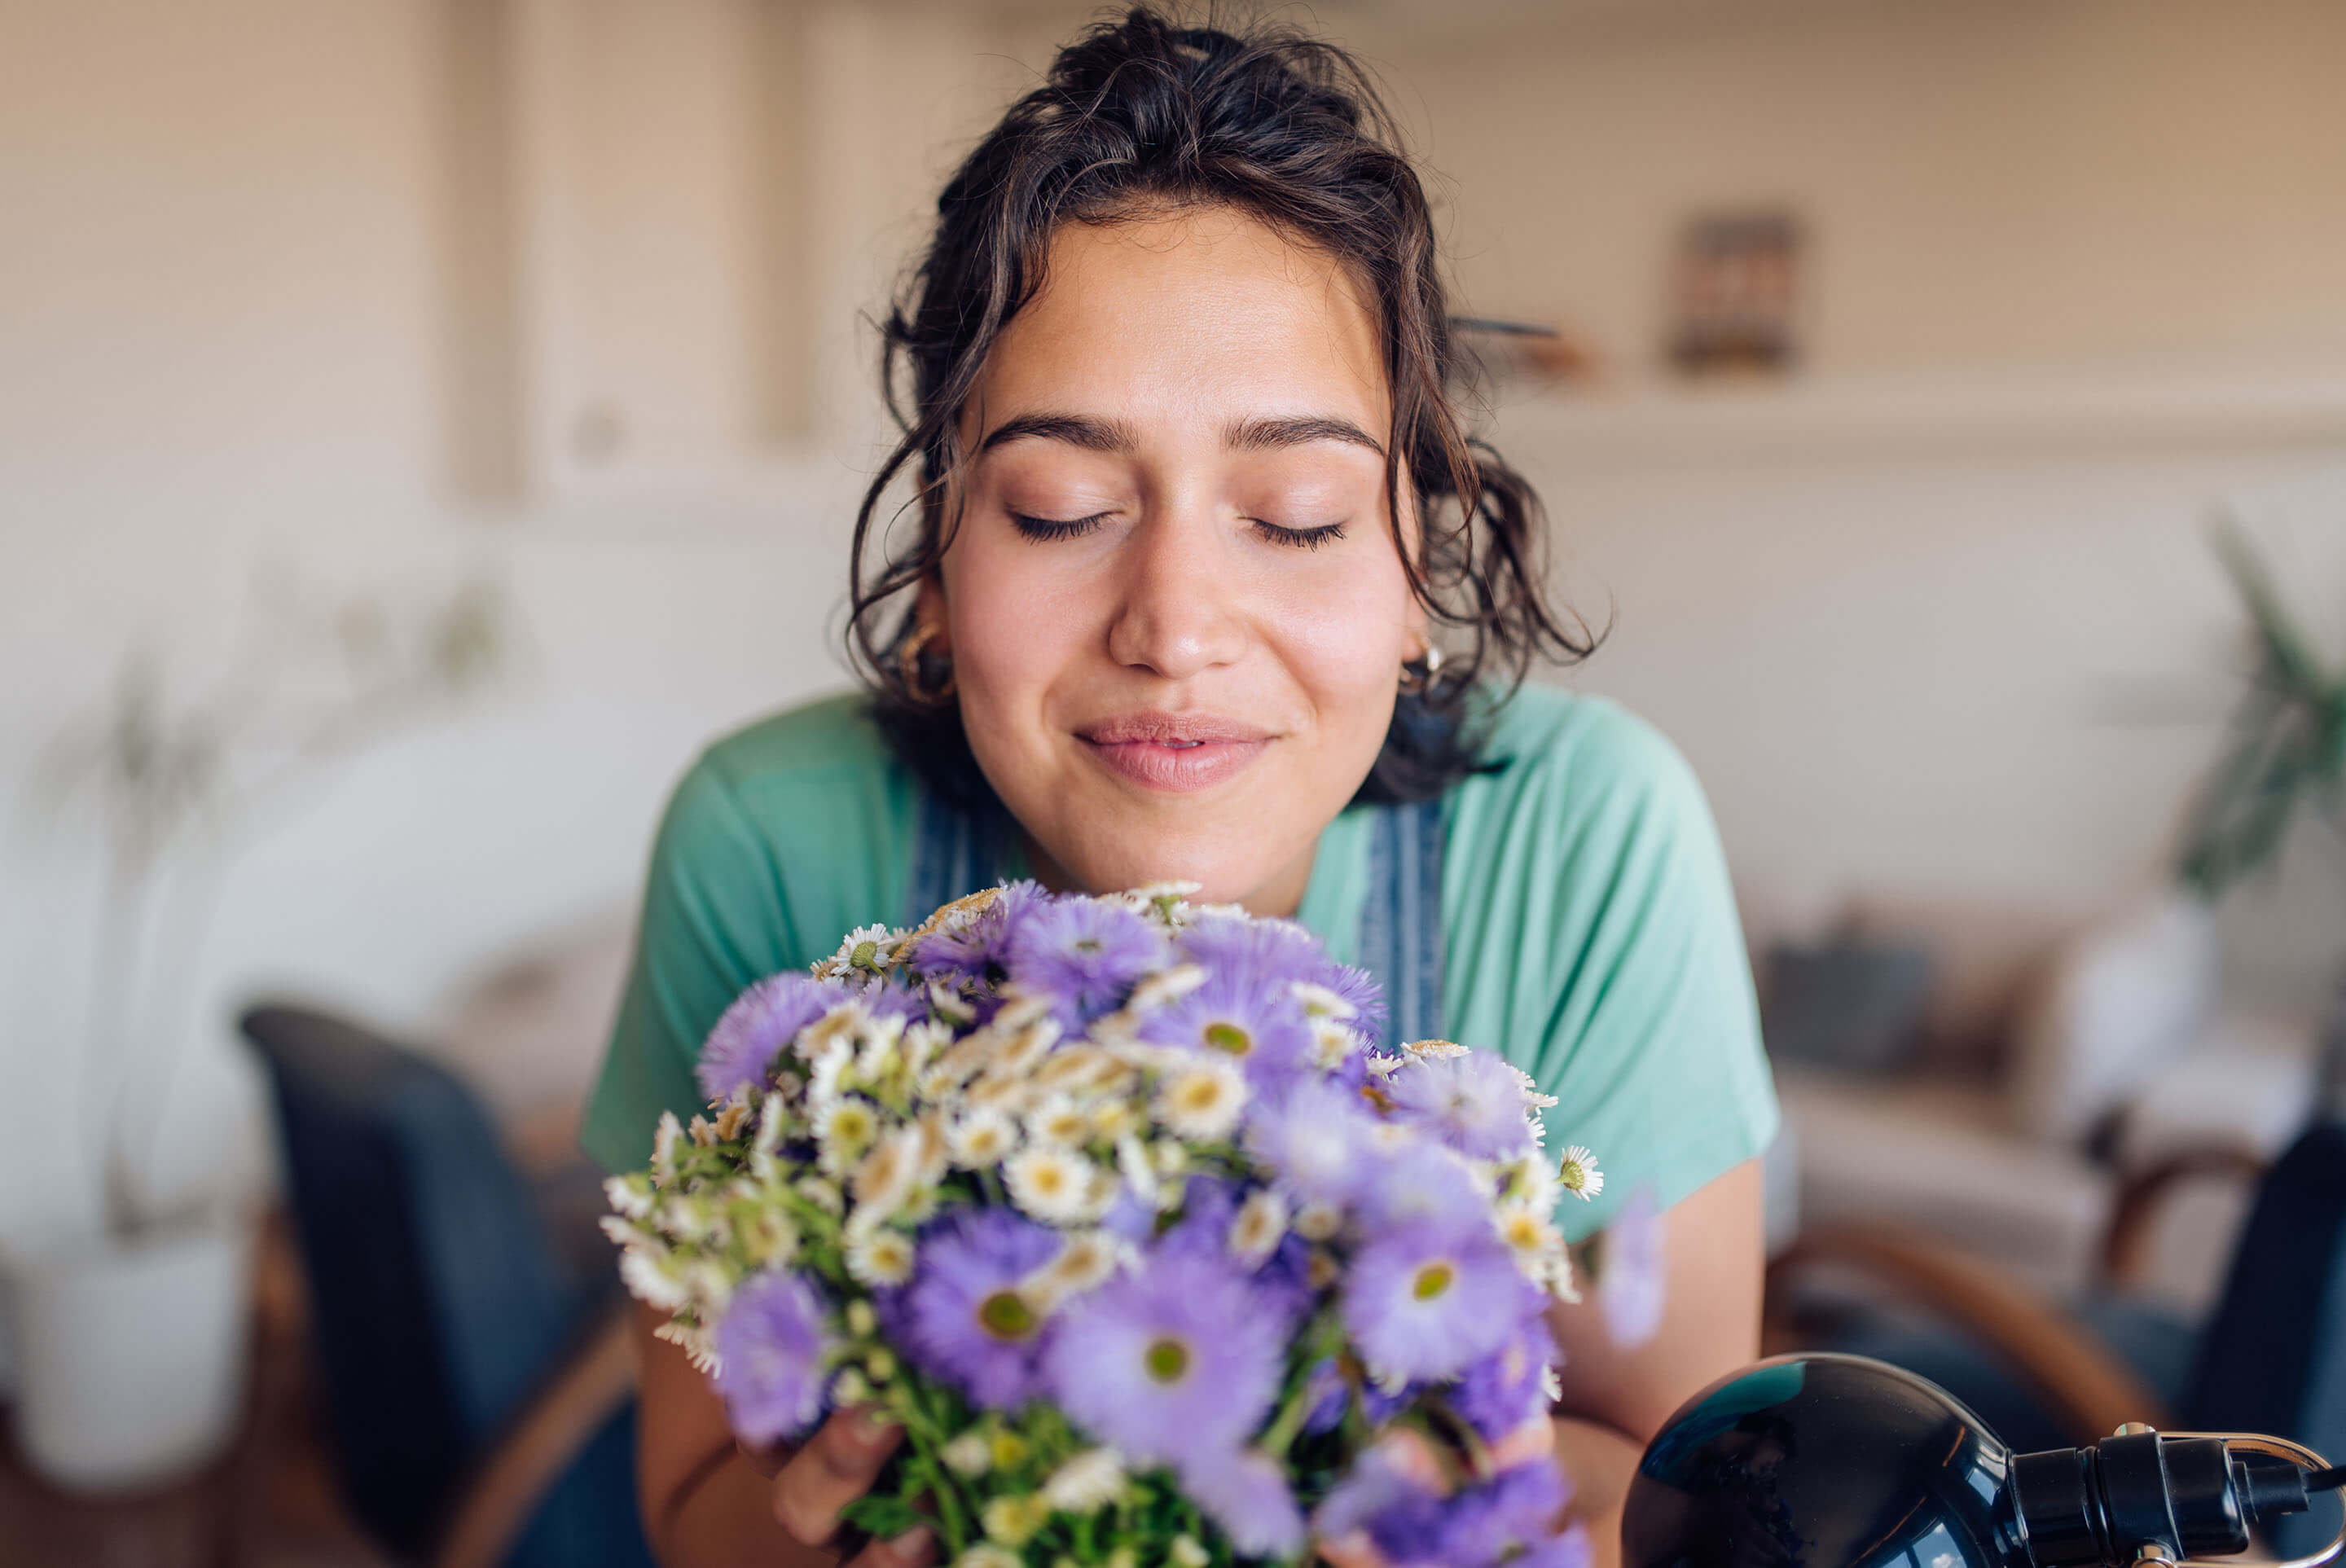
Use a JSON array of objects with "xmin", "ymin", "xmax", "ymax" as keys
[{"xmin": 1075, "ymin": 711, "xmax": 1276, "ymax": 793}]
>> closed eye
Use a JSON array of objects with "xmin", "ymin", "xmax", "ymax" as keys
[
  {"xmin": 1009, "ymin": 510, "xmax": 1110, "ymax": 542},
  {"xmin": 1253, "ymin": 520, "xmax": 1347, "ymax": 551}
]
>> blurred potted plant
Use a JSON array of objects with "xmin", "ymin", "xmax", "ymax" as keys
[
  {"xmin": 2172, "ymin": 518, "xmax": 2346, "ymax": 1109},
  {"xmin": 7, "ymin": 571, "xmax": 508, "ymax": 1492}
]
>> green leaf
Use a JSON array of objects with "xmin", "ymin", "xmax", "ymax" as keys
[{"xmin": 840, "ymin": 1496, "xmax": 927, "ymax": 1540}]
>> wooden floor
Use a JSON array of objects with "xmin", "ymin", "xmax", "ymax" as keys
[{"xmin": 0, "ymin": 1221, "xmax": 389, "ymax": 1568}]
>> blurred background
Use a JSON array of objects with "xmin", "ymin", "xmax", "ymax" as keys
[{"xmin": 5, "ymin": 0, "xmax": 2345, "ymax": 1561}]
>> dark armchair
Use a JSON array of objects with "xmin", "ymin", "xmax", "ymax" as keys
[{"xmin": 243, "ymin": 1002, "xmax": 652, "ymax": 1568}]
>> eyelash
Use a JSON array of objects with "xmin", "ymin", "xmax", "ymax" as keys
[{"xmin": 1008, "ymin": 512, "xmax": 1347, "ymax": 551}]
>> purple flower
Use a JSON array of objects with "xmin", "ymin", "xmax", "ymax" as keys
[
  {"xmin": 698, "ymin": 973, "xmax": 853, "ymax": 1102},
  {"xmin": 1598, "ymin": 1188, "xmax": 1666, "ymax": 1346},
  {"xmin": 1182, "ymin": 1447, "xmax": 1307, "ymax": 1558},
  {"xmin": 1513, "ymin": 1526, "xmax": 1597, "ymax": 1568},
  {"xmin": 1159, "ymin": 1178, "xmax": 1317, "ymax": 1324},
  {"xmin": 1043, "ymin": 1245, "xmax": 1285, "ymax": 1467},
  {"xmin": 1245, "ymin": 1078, "xmax": 1375, "ymax": 1213},
  {"xmin": 1357, "ymin": 1138, "xmax": 1494, "ymax": 1233},
  {"xmin": 1386, "ymin": 1052, "xmax": 1537, "ymax": 1162},
  {"xmin": 1004, "ymin": 894, "xmax": 1168, "ymax": 1031},
  {"xmin": 1424, "ymin": 1463, "xmax": 1570, "ymax": 1568},
  {"xmin": 712, "ymin": 1271, "xmax": 833, "ymax": 1446},
  {"xmin": 885, "ymin": 1208, "xmax": 1062, "ymax": 1411},
  {"xmin": 1448, "ymin": 1293, "xmax": 1560, "ymax": 1443},
  {"xmin": 904, "ymin": 880, "xmax": 1048, "ymax": 989},
  {"xmin": 1330, "ymin": 961, "xmax": 1389, "ymax": 1046},
  {"xmin": 1343, "ymin": 1220, "xmax": 1522, "ymax": 1382},
  {"xmin": 1318, "ymin": 1452, "xmax": 1570, "ymax": 1568}
]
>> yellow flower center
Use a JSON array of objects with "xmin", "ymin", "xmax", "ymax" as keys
[
  {"xmin": 1412, "ymin": 1262, "xmax": 1456, "ymax": 1302},
  {"xmin": 1144, "ymin": 1336, "xmax": 1191, "ymax": 1383},
  {"xmin": 977, "ymin": 1289, "xmax": 1037, "ymax": 1341},
  {"xmin": 1204, "ymin": 1021, "xmax": 1251, "ymax": 1056}
]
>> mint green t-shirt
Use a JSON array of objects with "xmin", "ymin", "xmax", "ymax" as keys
[{"xmin": 581, "ymin": 682, "xmax": 1777, "ymax": 1241}]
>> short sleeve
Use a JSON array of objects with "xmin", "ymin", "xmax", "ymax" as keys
[
  {"xmin": 580, "ymin": 758, "xmax": 801, "ymax": 1175},
  {"xmin": 1447, "ymin": 694, "xmax": 1777, "ymax": 1243}
]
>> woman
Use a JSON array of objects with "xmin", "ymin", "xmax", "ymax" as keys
[{"xmin": 583, "ymin": 10, "xmax": 1777, "ymax": 1568}]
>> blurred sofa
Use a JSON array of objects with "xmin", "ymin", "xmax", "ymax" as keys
[{"xmin": 1764, "ymin": 888, "xmax": 2320, "ymax": 1308}]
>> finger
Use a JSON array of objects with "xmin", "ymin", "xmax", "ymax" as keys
[
  {"xmin": 1488, "ymin": 1415, "xmax": 1557, "ymax": 1473},
  {"xmin": 771, "ymin": 1408, "xmax": 904, "ymax": 1545},
  {"xmin": 1378, "ymin": 1428, "xmax": 1447, "ymax": 1493},
  {"xmin": 1318, "ymin": 1528, "xmax": 1387, "ymax": 1568},
  {"xmin": 737, "ymin": 1437, "xmax": 792, "ymax": 1479},
  {"xmin": 846, "ymin": 1526, "xmax": 937, "ymax": 1568}
]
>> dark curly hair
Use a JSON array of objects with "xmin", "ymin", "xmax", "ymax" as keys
[{"xmin": 847, "ymin": 3, "xmax": 1597, "ymax": 808}]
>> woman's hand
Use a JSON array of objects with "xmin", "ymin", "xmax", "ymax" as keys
[
  {"xmin": 741, "ymin": 1409, "xmax": 937, "ymax": 1568},
  {"xmin": 1314, "ymin": 1417, "xmax": 1558, "ymax": 1568}
]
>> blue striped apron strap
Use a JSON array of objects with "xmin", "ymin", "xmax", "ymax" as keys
[
  {"xmin": 907, "ymin": 787, "xmax": 1448, "ymax": 1052},
  {"xmin": 904, "ymin": 788, "xmax": 1006, "ymax": 926},
  {"xmin": 1355, "ymin": 797, "xmax": 1448, "ymax": 1051}
]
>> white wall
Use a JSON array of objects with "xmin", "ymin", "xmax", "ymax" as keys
[{"xmin": 3, "ymin": 0, "xmax": 2343, "ymax": 1287}]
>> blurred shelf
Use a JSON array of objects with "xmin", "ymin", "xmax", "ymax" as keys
[{"xmin": 1487, "ymin": 367, "xmax": 2346, "ymax": 469}]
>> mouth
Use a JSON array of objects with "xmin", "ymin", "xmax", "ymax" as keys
[{"xmin": 1074, "ymin": 711, "xmax": 1277, "ymax": 793}]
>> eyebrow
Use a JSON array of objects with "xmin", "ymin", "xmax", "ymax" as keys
[{"xmin": 973, "ymin": 411, "xmax": 1386, "ymax": 459}]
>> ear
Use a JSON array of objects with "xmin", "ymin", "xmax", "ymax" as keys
[
  {"xmin": 912, "ymin": 573, "xmax": 951, "ymax": 652},
  {"xmin": 1399, "ymin": 587, "xmax": 1430, "ymax": 663}
]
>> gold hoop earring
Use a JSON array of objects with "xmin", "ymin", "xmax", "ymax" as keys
[
  {"xmin": 1399, "ymin": 640, "xmax": 1445, "ymax": 694},
  {"xmin": 897, "ymin": 620, "xmax": 956, "ymax": 705}
]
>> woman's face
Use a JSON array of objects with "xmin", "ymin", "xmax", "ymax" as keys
[{"xmin": 929, "ymin": 204, "xmax": 1422, "ymax": 916}]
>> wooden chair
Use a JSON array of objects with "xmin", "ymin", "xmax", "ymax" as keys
[{"xmin": 1766, "ymin": 1122, "xmax": 2346, "ymax": 1557}]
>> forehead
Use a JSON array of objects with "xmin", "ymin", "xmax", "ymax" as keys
[{"xmin": 969, "ymin": 205, "xmax": 1389, "ymax": 436}]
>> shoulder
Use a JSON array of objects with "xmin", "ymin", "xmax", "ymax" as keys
[
  {"xmin": 650, "ymin": 691, "xmax": 918, "ymax": 944},
  {"xmin": 1453, "ymin": 680, "xmax": 1713, "ymax": 847}
]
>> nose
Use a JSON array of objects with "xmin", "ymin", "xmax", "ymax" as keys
[{"xmin": 1103, "ymin": 503, "xmax": 1250, "ymax": 681}]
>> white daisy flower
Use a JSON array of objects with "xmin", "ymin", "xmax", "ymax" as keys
[
  {"xmin": 1288, "ymin": 980, "xmax": 1356, "ymax": 1021},
  {"xmin": 795, "ymin": 1175, "xmax": 844, "ymax": 1217},
  {"xmin": 964, "ymin": 1070, "xmax": 1035, "ymax": 1117},
  {"xmin": 848, "ymin": 1124, "xmax": 925, "ymax": 1232},
  {"xmin": 1496, "ymin": 1150, "xmax": 1560, "ymax": 1213},
  {"xmin": 1005, "ymin": 1146, "xmax": 1103, "ymax": 1225},
  {"xmin": 1021, "ymin": 1228, "xmax": 1131, "ymax": 1312},
  {"xmin": 1496, "ymin": 1202, "xmax": 1563, "ymax": 1268},
  {"xmin": 1127, "ymin": 963, "xmax": 1208, "ymax": 1014},
  {"xmin": 846, "ymin": 1227, "xmax": 917, "ymax": 1286},
  {"xmin": 740, "ymin": 1208, "xmax": 800, "ymax": 1267},
  {"xmin": 651, "ymin": 1110, "xmax": 684, "ymax": 1181},
  {"xmin": 1043, "ymin": 1447, "xmax": 1127, "ymax": 1513},
  {"xmin": 1364, "ymin": 1053, "xmax": 1407, "ymax": 1079},
  {"xmin": 815, "ymin": 1097, "xmax": 881, "ymax": 1175},
  {"xmin": 1400, "ymin": 1037, "xmax": 1468, "ymax": 1060},
  {"xmin": 802, "ymin": 1033, "xmax": 855, "ymax": 1109},
  {"xmin": 846, "ymin": 1300, "xmax": 877, "ymax": 1337},
  {"xmin": 1114, "ymin": 1133, "xmax": 1159, "ymax": 1206},
  {"xmin": 955, "ymin": 1545, "xmax": 1022, "ymax": 1568},
  {"xmin": 711, "ymin": 1094, "xmax": 753, "ymax": 1141},
  {"xmin": 1557, "ymin": 1144, "xmax": 1604, "ymax": 1201},
  {"xmin": 948, "ymin": 1107, "xmax": 1020, "ymax": 1167},
  {"xmin": 1309, "ymin": 1017, "xmax": 1361, "ymax": 1070},
  {"xmin": 991, "ymin": 1015, "xmax": 1063, "ymax": 1079},
  {"xmin": 1088, "ymin": 1096, "xmax": 1140, "ymax": 1143},
  {"xmin": 604, "ymin": 1174, "xmax": 654, "ymax": 1220},
  {"xmin": 1294, "ymin": 1201, "xmax": 1344, "ymax": 1242},
  {"xmin": 1026, "ymin": 1095, "xmax": 1093, "ymax": 1149},
  {"xmin": 981, "ymin": 1494, "xmax": 1048, "ymax": 1548},
  {"xmin": 617, "ymin": 1245, "xmax": 690, "ymax": 1311},
  {"xmin": 1228, "ymin": 1188, "xmax": 1289, "ymax": 1267},
  {"xmin": 1154, "ymin": 1058, "xmax": 1247, "ymax": 1141},
  {"xmin": 941, "ymin": 1430, "xmax": 993, "ymax": 1478},
  {"xmin": 652, "ymin": 1317, "xmax": 719, "ymax": 1374},
  {"xmin": 688, "ymin": 1113, "xmax": 719, "ymax": 1149},
  {"xmin": 815, "ymin": 923, "xmax": 900, "ymax": 982},
  {"xmin": 1170, "ymin": 1537, "xmax": 1210, "ymax": 1568}
]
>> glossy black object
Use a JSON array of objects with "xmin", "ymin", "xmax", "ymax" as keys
[
  {"xmin": 1625, "ymin": 1354, "xmax": 2023, "ymax": 1568},
  {"xmin": 1623, "ymin": 1355, "xmax": 2315, "ymax": 1568}
]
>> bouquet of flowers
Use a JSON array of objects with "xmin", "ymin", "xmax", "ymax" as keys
[{"xmin": 604, "ymin": 881, "xmax": 1614, "ymax": 1568}]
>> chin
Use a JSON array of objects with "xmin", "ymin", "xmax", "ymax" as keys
[{"xmin": 1059, "ymin": 824, "xmax": 1283, "ymax": 907}]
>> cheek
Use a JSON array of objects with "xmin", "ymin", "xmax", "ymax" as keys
[
  {"xmin": 940, "ymin": 531, "xmax": 1088, "ymax": 710},
  {"xmin": 1265, "ymin": 555, "xmax": 1416, "ymax": 717}
]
